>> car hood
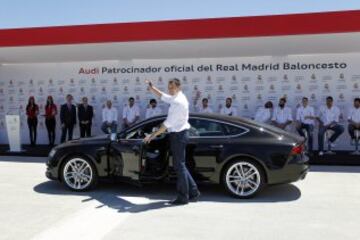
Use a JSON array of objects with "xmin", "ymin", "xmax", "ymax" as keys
[{"xmin": 55, "ymin": 135, "xmax": 111, "ymax": 148}]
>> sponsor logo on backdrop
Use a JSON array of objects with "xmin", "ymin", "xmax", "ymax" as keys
[
  {"xmin": 206, "ymin": 76, "xmax": 212, "ymax": 84},
  {"xmin": 182, "ymin": 76, "xmax": 188, "ymax": 84}
]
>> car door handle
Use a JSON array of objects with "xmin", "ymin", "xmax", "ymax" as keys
[{"xmin": 210, "ymin": 145, "xmax": 223, "ymax": 149}]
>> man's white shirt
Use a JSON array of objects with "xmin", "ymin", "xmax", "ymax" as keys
[
  {"xmin": 102, "ymin": 107, "xmax": 118, "ymax": 123},
  {"xmin": 254, "ymin": 107, "xmax": 271, "ymax": 123},
  {"xmin": 194, "ymin": 105, "xmax": 213, "ymax": 114},
  {"xmin": 296, "ymin": 105, "xmax": 315, "ymax": 125},
  {"xmin": 272, "ymin": 106, "xmax": 293, "ymax": 124},
  {"xmin": 318, "ymin": 105, "xmax": 341, "ymax": 126},
  {"xmin": 145, "ymin": 106, "xmax": 162, "ymax": 119},
  {"xmin": 348, "ymin": 107, "xmax": 360, "ymax": 123},
  {"xmin": 122, "ymin": 105, "xmax": 140, "ymax": 123},
  {"xmin": 220, "ymin": 106, "xmax": 237, "ymax": 116},
  {"xmin": 161, "ymin": 91, "xmax": 190, "ymax": 132}
]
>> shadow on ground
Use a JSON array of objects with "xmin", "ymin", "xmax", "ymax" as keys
[{"xmin": 34, "ymin": 180, "xmax": 301, "ymax": 213}]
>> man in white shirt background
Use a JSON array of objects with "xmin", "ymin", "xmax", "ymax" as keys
[
  {"xmin": 145, "ymin": 99, "xmax": 162, "ymax": 119},
  {"xmin": 271, "ymin": 97, "xmax": 293, "ymax": 130},
  {"xmin": 123, "ymin": 97, "xmax": 140, "ymax": 129},
  {"xmin": 317, "ymin": 96, "xmax": 344, "ymax": 155},
  {"xmin": 348, "ymin": 97, "xmax": 360, "ymax": 142},
  {"xmin": 220, "ymin": 97, "xmax": 237, "ymax": 116},
  {"xmin": 101, "ymin": 100, "xmax": 118, "ymax": 134},
  {"xmin": 254, "ymin": 101, "xmax": 273, "ymax": 123},
  {"xmin": 295, "ymin": 97, "xmax": 316, "ymax": 151},
  {"xmin": 144, "ymin": 78, "xmax": 200, "ymax": 205},
  {"xmin": 194, "ymin": 97, "xmax": 213, "ymax": 114}
]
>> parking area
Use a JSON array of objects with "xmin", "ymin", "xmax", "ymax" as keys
[{"xmin": 0, "ymin": 156, "xmax": 359, "ymax": 240}]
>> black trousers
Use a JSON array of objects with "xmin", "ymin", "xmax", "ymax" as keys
[
  {"xmin": 348, "ymin": 124, "xmax": 360, "ymax": 139},
  {"xmin": 27, "ymin": 118, "xmax": 38, "ymax": 145},
  {"xmin": 60, "ymin": 124, "xmax": 74, "ymax": 143},
  {"xmin": 80, "ymin": 123, "xmax": 92, "ymax": 138},
  {"xmin": 45, "ymin": 118, "xmax": 56, "ymax": 145},
  {"xmin": 170, "ymin": 130, "xmax": 198, "ymax": 201}
]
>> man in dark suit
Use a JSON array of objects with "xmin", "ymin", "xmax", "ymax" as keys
[
  {"xmin": 60, "ymin": 94, "xmax": 77, "ymax": 143},
  {"xmin": 78, "ymin": 97, "xmax": 94, "ymax": 138}
]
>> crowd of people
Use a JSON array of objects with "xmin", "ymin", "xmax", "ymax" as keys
[{"xmin": 24, "ymin": 92, "xmax": 360, "ymax": 155}]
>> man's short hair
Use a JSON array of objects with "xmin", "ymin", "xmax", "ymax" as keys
[
  {"xmin": 226, "ymin": 97, "xmax": 232, "ymax": 102},
  {"xmin": 279, "ymin": 97, "xmax": 287, "ymax": 103},
  {"xmin": 326, "ymin": 96, "xmax": 333, "ymax": 101},
  {"xmin": 202, "ymin": 98, "xmax": 208, "ymax": 102},
  {"xmin": 168, "ymin": 78, "xmax": 181, "ymax": 87},
  {"xmin": 302, "ymin": 97, "xmax": 308, "ymax": 101},
  {"xmin": 129, "ymin": 97, "xmax": 134, "ymax": 101},
  {"xmin": 354, "ymin": 98, "xmax": 360, "ymax": 103},
  {"xmin": 66, "ymin": 94, "xmax": 72, "ymax": 98},
  {"xmin": 149, "ymin": 99, "xmax": 157, "ymax": 104}
]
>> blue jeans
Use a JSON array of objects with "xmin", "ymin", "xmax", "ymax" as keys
[
  {"xmin": 170, "ymin": 130, "xmax": 198, "ymax": 201},
  {"xmin": 101, "ymin": 121, "xmax": 117, "ymax": 134},
  {"xmin": 318, "ymin": 124, "xmax": 344, "ymax": 151},
  {"xmin": 296, "ymin": 123, "xmax": 314, "ymax": 151}
]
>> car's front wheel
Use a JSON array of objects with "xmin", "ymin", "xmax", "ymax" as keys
[
  {"xmin": 222, "ymin": 159, "xmax": 265, "ymax": 198},
  {"xmin": 61, "ymin": 156, "xmax": 98, "ymax": 191}
]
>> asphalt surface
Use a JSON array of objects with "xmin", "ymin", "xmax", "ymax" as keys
[{"xmin": 0, "ymin": 156, "xmax": 359, "ymax": 240}]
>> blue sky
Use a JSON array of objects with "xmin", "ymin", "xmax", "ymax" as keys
[{"xmin": 1, "ymin": 0, "xmax": 360, "ymax": 29}]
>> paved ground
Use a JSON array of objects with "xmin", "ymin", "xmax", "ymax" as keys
[{"xmin": 0, "ymin": 156, "xmax": 359, "ymax": 240}]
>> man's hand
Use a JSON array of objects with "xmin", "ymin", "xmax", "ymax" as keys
[
  {"xmin": 143, "ymin": 134, "xmax": 153, "ymax": 144},
  {"xmin": 145, "ymin": 79, "xmax": 153, "ymax": 87}
]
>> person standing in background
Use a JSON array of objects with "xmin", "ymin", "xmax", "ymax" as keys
[
  {"xmin": 145, "ymin": 99, "xmax": 162, "ymax": 119},
  {"xmin": 295, "ymin": 97, "xmax": 316, "ymax": 151},
  {"xmin": 44, "ymin": 95, "xmax": 57, "ymax": 146},
  {"xmin": 60, "ymin": 94, "xmax": 76, "ymax": 143},
  {"xmin": 220, "ymin": 97, "xmax": 237, "ymax": 116},
  {"xmin": 26, "ymin": 96, "xmax": 39, "ymax": 146},
  {"xmin": 78, "ymin": 97, "xmax": 94, "ymax": 138},
  {"xmin": 254, "ymin": 101, "xmax": 273, "ymax": 123},
  {"xmin": 123, "ymin": 97, "xmax": 140, "ymax": 129}
]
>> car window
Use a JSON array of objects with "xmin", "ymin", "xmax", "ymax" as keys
[
  {"xmin": 125, "ymin": 120, "xmax": 163, "ymax": 139},
  {"xmin": 189, "ymin": 118, "xmax": 246, "ymax": 137}
]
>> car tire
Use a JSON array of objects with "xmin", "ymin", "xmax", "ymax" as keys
[
  {"xmin": 60, "ymin": 156, "xmax": 98, "ymax": 191},
  {"xmin": 222, "ymin": 159, "xmax": 265, "ymax": 199}
]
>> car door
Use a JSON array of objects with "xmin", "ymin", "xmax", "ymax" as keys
[
  {"xmin": 186, "ymin": 117, "xmax": 249, "ymax": 180},
  {"xmin": 187, "ymin": 118, "xmax": 230, "ymax": 180},
  {"xmin": 110, "ymin": 118, "xmax": 166, "ymax": 180}
]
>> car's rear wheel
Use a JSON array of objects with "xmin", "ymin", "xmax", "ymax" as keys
[
  {"xmin": 222, "ymin": 159, "xmax": 265, "ymax": 198},
  {"xmin": 61, "ymin": 156, "xmax": 98, "ymax": 191}
]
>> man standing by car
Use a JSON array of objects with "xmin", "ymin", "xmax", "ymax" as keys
[
  {"xmin": 144, "ymin": 78, "xmax": 200, "ymax": 205},
  {"xmin": 60, "ymin": 94, "xmax": 77, "ymax": 143},
  {"xmin": 78, "ymin": 97, "xmax": 94, "ymax": 138}
]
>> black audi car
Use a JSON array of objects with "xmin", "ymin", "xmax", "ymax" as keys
[{"xmin": 46, "ymin": 113, "xmax": 309, "ymax": 198}]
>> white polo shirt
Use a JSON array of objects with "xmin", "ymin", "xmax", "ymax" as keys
[
  {"xmin": 122, "ymin": 105, "xmax": 140, "ymax": 123},
  {"xmin": 145, "ymin": 106, "xmax": 162, "ymax": 119},
  {"xmin": 296, "ymin": 105, "xmax": 315, "ymax": 125},
  {"xmin": 195, "ymin": 105, "xmax": 213, "ymax": 114},
  {"xmin": 254, "ymin": 107, "xmax": 271, "ymax": 123},
  {"xmin": 348, "ymin": 107, "xmax": 360, "ymax": 123},
  {"xmin": 161, "ymin": 91, "xmax": 190, "ymax": 132},
  {"xmin": 102, "ymin": 107, "xmax": 118, "ymax": 123},
  {"xmin": 318, "ymin": 105, "xmax": 341, "ymax": 126},
  {"xmin": 220, "ymin": 106, "xmax": 237, "ymax": 116},
  {"xmin": 272, "ymin": 106, "xmax": 293, "ymax": 124}
]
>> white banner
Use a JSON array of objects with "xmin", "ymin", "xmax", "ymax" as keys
[{"xmin": 0, "ymin": 54, "xmax": 359, "ymax": 150}]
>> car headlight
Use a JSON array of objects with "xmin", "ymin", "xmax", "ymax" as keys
[{"xmin": 48, "ymin": 149, "xmax": 57, "ymax": 158}]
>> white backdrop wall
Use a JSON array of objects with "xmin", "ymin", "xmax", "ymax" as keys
[{"xmin": 0, "ymin": 54, "xmax": 359, "ymax": 150}]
